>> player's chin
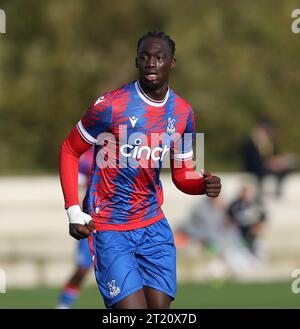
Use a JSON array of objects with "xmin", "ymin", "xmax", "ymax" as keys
[{"xmin": 141, "ymin": 77, "xmax": 161, "ymax": 89}]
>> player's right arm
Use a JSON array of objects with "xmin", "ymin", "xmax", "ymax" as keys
[
  {"xmin": 59, "ymin": 93, "xmax": 113, "ymax": 239},
  {"xmin": 60, "ymin": 127, "xmax": 94, "ymax": 239}
]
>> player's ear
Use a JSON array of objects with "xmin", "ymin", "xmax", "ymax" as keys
[{"xmin": 170, "ymin": 58, "xmax": 176, "ymax": 70}]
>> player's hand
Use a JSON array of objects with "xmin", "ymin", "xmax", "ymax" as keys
[
  {"xmin": 202, "ymin": 170, "xmax": 222, "ymax": 198},
  {"xmin": 66, "ymin": 205, "xmax": 96, "ymax": 240},
  {"xmin": 69, "ymin": 222, "xmax": 95, "ymax": 240}
]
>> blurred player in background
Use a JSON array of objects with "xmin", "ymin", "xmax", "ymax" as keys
[
  {"xmin": 243, "ymin": 118, "xmax": 297, "ymax": 201},
  {"xmin": 57, "ymin": 147, "xmax": 93, "ymax": 309},
  {"xmin": 175, "ymin": 197, "xmax": 228, "ymax": 251},
  {"xmin": 175, "ymin": 196, "xmax": 260, "ymax": 276},
  {"xmin": 59, "ymin": 31, "xmax": 221, "ymax": 309},
  {"xmin": 228, "ymin": 185, "xmax": 267, "ymax": 261}
]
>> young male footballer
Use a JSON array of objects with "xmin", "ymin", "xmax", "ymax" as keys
[{"xmin": 59, "ymin": 31, "xmax": 221, "ymax": 309}]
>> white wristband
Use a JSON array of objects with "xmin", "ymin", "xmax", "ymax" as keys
[{"xmin": 67, "ymin": 205, "xmax": 92, "ymax": 225}]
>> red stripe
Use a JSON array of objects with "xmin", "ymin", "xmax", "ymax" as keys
[
  {"xmin": 93, "ymin": 210, "xmax": 164, "ymax": 231},
  {"xmin": 64, "ymin": 284, "xmax": 80, "ymax": 294},
  {"xmin": 88, "ymin": 235, "xmax": 97, "ymax": 268}
]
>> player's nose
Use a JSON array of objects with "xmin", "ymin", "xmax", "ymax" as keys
[{"xmin": 145, "ymin": 56, "xmax": 157, "ymax": 67}]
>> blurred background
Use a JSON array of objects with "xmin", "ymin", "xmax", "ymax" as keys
[{"xmin": 0, "ymin": 0, "xmax": 300, "ymax": 308}]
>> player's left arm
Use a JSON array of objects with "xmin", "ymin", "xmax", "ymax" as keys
[
  {"xmin": 171, "ymin": 158, "xmax": 221, "ymax": 197},
  {"xmin": 170, "ymin": 106, "xmax": 221, "ymax": 197}
]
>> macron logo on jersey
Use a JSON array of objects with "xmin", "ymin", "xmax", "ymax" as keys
[
  {"xmin": 129, "ymin": 116, "xmax": 139, "ymax": 128},
  {"xmin": 94, "ymin": 96, "xmax": 105, "ymax": 106}
]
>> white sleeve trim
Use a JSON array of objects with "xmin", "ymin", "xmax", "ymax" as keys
[
  {"xmin": 77, "ymin": 120, "xmax": 97, "ymax": 144},
  {"xmin": 172, "ymin": 150, "xmax": 194, "ymax": 161}
]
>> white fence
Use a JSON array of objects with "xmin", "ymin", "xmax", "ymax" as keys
[{"xmin": 0, "ymin": 173, "xmax": 300, "ymax": 287}]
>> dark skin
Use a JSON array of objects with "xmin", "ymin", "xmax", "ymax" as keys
[
  {"xmin": 135, "ymin": 37, "xmax": 176, "ymax": 100},
  {"xmin": 69, "ymin": 222, "xmax": 95, "ymax": 241},
  {"xmin": 67, "ymin": 267, "xmax": 90, "ymax": 287},
  {"xmin": 202, "ymin": 171, "xmax": 222, "ymax": 198},
  {"xmin": 69, "ymin": 37, "xmax": 222, "ymax": 309}
]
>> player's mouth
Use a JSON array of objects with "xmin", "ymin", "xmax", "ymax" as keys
[{"xmin": 144, "ymin": 72, "xmax": 159, "ymax": 82}]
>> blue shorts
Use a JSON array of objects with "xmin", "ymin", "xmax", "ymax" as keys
[
  {"xmin": 76, "ymin": 238, "xmax": 93, "ymax": 269},
  {"xmin": 89, "ymin": 218, "xmax": 176, "ymax": 308}
]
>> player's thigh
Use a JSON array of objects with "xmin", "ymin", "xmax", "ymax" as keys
[
  {"xmin": 91, "ymin": 230, "xmax": 145, "ymax": 309},
  {"xmin": 144, "ymin": 286, "xmax": 172, "ymax": 309},
  {"xmin": 112, "ymin": 288, "xmax": 147, "ymax": 309}
]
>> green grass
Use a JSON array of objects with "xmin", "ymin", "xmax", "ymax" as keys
[{"xmin": 0, "ymin": 281, "xmax": 299, "ymax": 309}]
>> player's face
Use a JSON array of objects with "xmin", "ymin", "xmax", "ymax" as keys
[{"xmin": 136, "ymin": 38, "xmax": 176, "ymax": 90}]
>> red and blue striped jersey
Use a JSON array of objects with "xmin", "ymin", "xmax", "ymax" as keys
[{"xmin": 77, "ymin": 80, "xmax": 196, "ymax": 231}]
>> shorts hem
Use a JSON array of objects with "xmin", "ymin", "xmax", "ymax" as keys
[
  {"xmin": 105, "ymin": 285, "xmax": 144, "ymax": 309},
  {"xmin": 143, "ymin": 283, "xmax": 176, "ymax": 300}
]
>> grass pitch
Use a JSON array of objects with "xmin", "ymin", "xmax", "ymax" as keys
[{"xmin": 0, "ymin": 281, "xmax": 299, "ymax": 309}]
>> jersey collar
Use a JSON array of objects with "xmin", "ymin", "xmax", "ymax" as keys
[{"xmin": 134, "ymin": 80, "xmax": 169, "ymax": 107}]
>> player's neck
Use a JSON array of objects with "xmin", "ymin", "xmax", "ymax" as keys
[{"xmin": 138, "ymin": 80, "xmax": 169, "ymax": 101}]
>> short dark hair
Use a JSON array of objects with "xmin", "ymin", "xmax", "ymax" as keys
[{"xmin": 137, "ymin": 31, "xmax": 176, "ymax": 58}]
